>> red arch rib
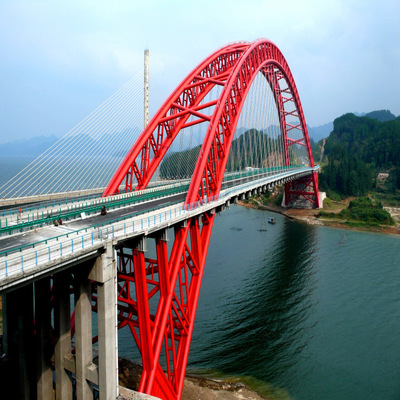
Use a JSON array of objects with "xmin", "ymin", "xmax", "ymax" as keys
[
  {"xmin": 185, "ymin": 39, "xmax": 317, "ymax": 204},
  {"xmin": 108, "ymin": 39, "xmax": 319, "ymax": 400},
  {"xmin": 103, "ymin": 41, "xmax": 250, "ymax": 196},
  {"xmin": 104, "ymin": 38, "xmax": 317, "ymax": 207}
]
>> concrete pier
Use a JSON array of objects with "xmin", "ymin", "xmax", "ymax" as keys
[
  {"xmin": 1, "ymin": 240, "xmax": 118, "ymax": 400},
  {"xmin": 89, "ymin": 241, "xmax": 118, "ymax": 400},
  {"xmin": 35, "ymin": 277, "xmax": 53, "ymax": 400},
  {"xmin": 75, "ymin": 265, "xmax": 94, "ymax": 399},
  {"xmin": 2, "ymin": 284, "xmax": 35, "ymax": 399},
  {"xmin": 54, "ymin": 271, "xmax": 73, "ymax": 400}
]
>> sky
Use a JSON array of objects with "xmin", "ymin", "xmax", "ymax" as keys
[{"xmin": 0, "ymin": 0, "xmax": 399, "ymax": 143}]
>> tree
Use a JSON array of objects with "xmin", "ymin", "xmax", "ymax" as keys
[{"xmin": 319, "ymin": 112, "xmax": 399, "ymax": 196}]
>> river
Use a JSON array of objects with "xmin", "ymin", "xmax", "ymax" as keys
[
  {"xmin": 2, "ymin": 157, "xmax": 400, "ymax": 398},
  {"xmin": 120, "ymin": 205, "xmax": 400, "ymax": 400}
]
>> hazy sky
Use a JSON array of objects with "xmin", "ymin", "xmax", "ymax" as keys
[{"xmin": 0, "ymin": 0, "xmax": 399, "ymax": 143}]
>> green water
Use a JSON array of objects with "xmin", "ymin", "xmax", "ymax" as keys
[
  {"xmin": 6, "ymin": 157, "xmax": 399, "ymax": 397},
  {"xmin": 185, "ymin": 206, "xmax": 400, "ymax": 399}
]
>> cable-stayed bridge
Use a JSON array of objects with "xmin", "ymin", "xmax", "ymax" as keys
[{"xmin": 0, "ymin": 39, "xmax": 319, "ymax": 400}]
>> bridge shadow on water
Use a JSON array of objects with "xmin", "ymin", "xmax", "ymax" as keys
[{"xmin": 188, "ymin": 206, "xmax": 320, "ymax": 397}]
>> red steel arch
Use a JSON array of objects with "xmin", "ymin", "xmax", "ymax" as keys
[
  {"xmin": 104, "ymin": 39, "xmax": 319, "ymax": 400},
  {"xmin": 104, "ymin": 41, "xmax": 249, "ymax": 195},
  {"xmin": 184, "ymin": 39, "xmax": 318, "ymax": 205}
]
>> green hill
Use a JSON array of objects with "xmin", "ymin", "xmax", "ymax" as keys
[
  {"xmin": 318, "ymin": 111, "xmax": 400, "ymax": 196},
  {"xmin": 159, "ymin": 129, "xmax": 300, "ymax": 180},
  {"xmin": 364, "ymin": 109, "xmax": 396, "ymax": 122}
]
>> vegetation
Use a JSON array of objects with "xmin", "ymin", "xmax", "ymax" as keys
[
  {"xmin": 309, "ymin": 137, "xmax": 319, "ymax": 158},
  {"xmin": 317, "ymin": 197, "xmax": 394, "ymax": 226},
  {"xmin": 159, "ymin": 129, "xmax": 302, "ymax": 179},
  {"xmin": 274, "ymin": 193, "xmax": 283, "ymax": 206},
  {"xmin": 322, "ymin": 197, "xmax": 333, "ymax": 209},
  {"xmin": 317, "ymin": 111, "xmax": 400, "ymax": 198},
  {"xmin": 260, "ymin": 191, "xmax": 271, "ymax": 205},
  {"xmin": 364, "ymin": 109, "xmax": 396, "ymax": 122},
  {"xmin": 159, "ymin": 146, "xmax": 201, "ymax": 179},
  {"xmin": 373, "ymin": 192, "xmax": 400, "ymax": 207},
  {"xmin": 388, "ymin": 167, "xmax": 400, "ymax": 191},
  {"xmin": 320, "ymin": 155, "xmax": 373, "ymax": 196},
  {"xmin": 240, "ymin": 191, "xmax": 282, "ymax": 209},
  {"xmin": 226, "ymin": 129, "xmax": 299, "ymax": 172}
]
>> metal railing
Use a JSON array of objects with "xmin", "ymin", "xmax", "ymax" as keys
[
  {"xmin": 0, "ymin": 182, "xmax": 191, "ymax": 235},
  {"xmin": 0, "ymin": 195, "xmax": 222, "ymax": 281},
  {"xmin": 0, "ymin": 166, "xmax": 317, "ymax": 283}
]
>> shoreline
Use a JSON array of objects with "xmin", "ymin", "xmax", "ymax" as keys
[
  {"xmin": 238, "ymin": 200, "xmax": 400, "ymax": 236},
  {"xmin": 118, "ymin": 358, "xmax": 275, "ymax": 400},
  {"xmin": 182, "ymin": 374, "xmax": 272, "ymax": 400}
]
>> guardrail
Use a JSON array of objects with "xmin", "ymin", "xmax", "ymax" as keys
[
  {"xmin": 0, "ymin": 166, "xmax": 302, "ymax": 235},
  {"xmin": 0, "ymin": 179, "xmax": 191, "ymax": 216},
  {"xmin": 0, "ymin": 166, "xmax": 300, "ymax": 220},
  {"xmin": 0, "ymin": 166, "xmax": 317, "ymax": 284},
  {"xmin": 0, "ymin": 180, "xmax": 189, "ymax": 216},
  {"xmin": 0, "ymin": 195, "xmax": 222, "ymax": 281},
  {"xmin": 0, "ymin": 182, "xmax": 190, "ymax": 235}
]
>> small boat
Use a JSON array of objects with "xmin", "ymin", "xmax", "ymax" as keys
[{"xmin": 267, "ymin": 217, "xmax": 276, "ymax": 224}]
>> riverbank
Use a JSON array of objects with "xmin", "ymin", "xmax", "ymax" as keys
[
  {"xmin": 118, "ymin": 358, "xmax": 271, "ymax": 400},
  {"xmin": 238, "ymin": 199, "xmax": 400, "ymax": 235},
  {"xmin": 182, "ymin": 376, "xmax": 269, "ymax": 400}
]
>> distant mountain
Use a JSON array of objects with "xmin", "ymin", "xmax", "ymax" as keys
[
  {"xmin": 0, "ymin": 126, "xmax": 142, "ymax": 158},
  {"xmin": 307, "ymin": 110, "xmax": 397, "ymax": 142},
  {"xmin": 364, "ymin": 110, "xmax": 396, "ymax": 122},
  {"xmin": 239, "ymin": 123, "xmax": 334, "ymax": 142},
  {"xmin": 308, "ymin": 122, "xmax": 333, "ymax": 142},
  {"xmin": 325, "ymin": 112, "xmax": 400, "ymax": 167},
  {"xmin": 0, "ymin": 135, "xmax": 59, "ymax": 156},
  {"xmin": 159, "ymin": 128, "xmax": 293, "ymax": 179}
]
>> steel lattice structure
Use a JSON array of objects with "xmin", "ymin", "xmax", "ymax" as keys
[{"xmin": 102, "ymin": 39, "xmax": 319, "ymax": 400}]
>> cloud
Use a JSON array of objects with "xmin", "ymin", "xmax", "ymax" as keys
[{"xmin": 0, "ymin": 0, "xmax": 399, "ymax": 142}]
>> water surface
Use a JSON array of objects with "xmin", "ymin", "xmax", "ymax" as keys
[{"xmin": 186, "ymin": 206, "xmax": 400, "ymax": 399}]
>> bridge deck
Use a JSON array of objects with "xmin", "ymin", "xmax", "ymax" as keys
[{"xmin": 0, "ymin": 166, "xmax": 317, "ymax": 291}]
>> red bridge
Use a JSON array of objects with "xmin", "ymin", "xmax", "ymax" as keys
[
  {"xmin": 104, "ymin": 38, "xmax": 318, "ymax": 400},
  {"xmin": 0, "ymin": 38, "xmax": 318, "ymax": 400}
]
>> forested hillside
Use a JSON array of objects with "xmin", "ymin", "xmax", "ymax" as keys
[
  {"xmin": 318, "ymin": 111, "xmax": 400, "ymax": 196},
  {"xmin": 158, "ymin": 111, "xmax": 400, "ymax": 199},
  {"xmin": 159, "ymin": 129, "xmax": 299, "ymax": 179}
]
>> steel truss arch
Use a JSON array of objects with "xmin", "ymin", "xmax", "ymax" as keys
[
  {"xmin": 104, "ymin": 41, "xmax": 250, "ymax": 196},
  {"xmin": 186, "ymin": 40, "xmax": 318, "ymax": 205},
  {"xmin": 103, "ymin": 39, "xmax": 319, "ymax": 400}
]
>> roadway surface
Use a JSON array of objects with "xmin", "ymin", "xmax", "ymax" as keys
[
  {"xmin": 0, "ymin": 192, "xmax": 186, "ymax": 256},
  {"xmin": 0, "ymin": 166, "xmax": 316, "ymax": 257},
  {"xmin": 0, "ymin": 173, "xmax": 259, "ymax": 255}
]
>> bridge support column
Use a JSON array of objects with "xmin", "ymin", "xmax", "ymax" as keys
[
  {"xmin": 283, "ymin": 173, "xmax": 319, "ymax": 208},
  {"xmin": 35, "ymin": 277, "xmax": 53, "ymax": 400},
  {"xmin": 54, "ymin": 271, "xmax": 73, "ymax": 400},
  {"xmin": 2, "ymin": 284, "xmax": 35, "ymax": 399},
  {"xmin": 75, "ymin": 266, "xmax": 94, "ymax": 400},
  {"xmin": 89, "ymin": 241, "xmax": 118, "ymax": 400}
]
